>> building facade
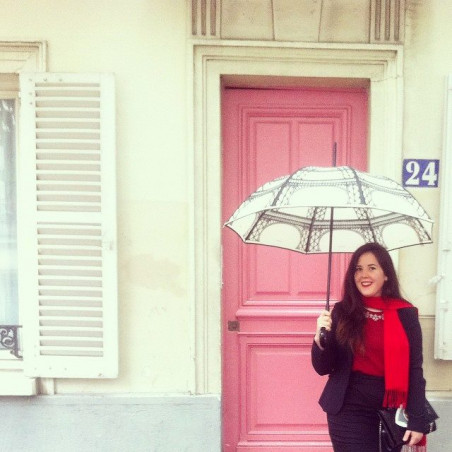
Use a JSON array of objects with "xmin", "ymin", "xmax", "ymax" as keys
[{"xmin": 0, "ymin": 1, "xmax": 450, "ymax": 450}]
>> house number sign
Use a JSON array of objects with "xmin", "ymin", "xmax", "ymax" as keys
[{"xmin": 402, "ymin": 159, "xmax": 440, "ymax": 187}]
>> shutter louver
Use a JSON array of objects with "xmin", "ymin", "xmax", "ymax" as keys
[{"xmin": 18, "ymin": 73, "xmax": 118, "ymax": 377}]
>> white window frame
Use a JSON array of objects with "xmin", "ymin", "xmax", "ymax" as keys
[
  {"xmin": 0, "ymin": 92, "xmax": 20, "ymax": 354},
  {"xmin": 0, "ymin": 42, "xmax": 46, "ymax": 394},
  {"xmin": 435, "ymin": 75, "xmax": 452, "ymax": 359}
]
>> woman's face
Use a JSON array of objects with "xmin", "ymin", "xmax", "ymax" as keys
[{"xmin": 354, "ymin": 251, "xmax": 388, "ymax": 298}]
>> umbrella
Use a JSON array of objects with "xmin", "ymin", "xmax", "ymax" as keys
[{"xmin": 224, "ymin": 165, "xmax": 433, "ymax": 344}]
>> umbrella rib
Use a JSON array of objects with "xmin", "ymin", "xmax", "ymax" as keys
[
  {"xmin": 305, "ymin": 207, "xmax": 318, "ymax": 253},
  {"xmin": 245, "ymin": 169, "xmax": 302, "ymax": 241},
  {"xmin": 363, "ymin": 209, "xmax": 378, "ymax": 243},
  {"xmin": 349, "ymin": 167, "xmax": 379, "ymax": 244},
  {"xmin": 270, "ymin": 172, "xmax": 296, "ymax": 206},
  {"xmin": 244, "ymin": 209, "xmax": 266, "ymax": 242},
  {"xmin": 349, "ymin": 167, "xmax": 367, "ymax": 204},
  {"xmin": 244, "ymin": 172, "xmax": 297, "ymax": 241}
]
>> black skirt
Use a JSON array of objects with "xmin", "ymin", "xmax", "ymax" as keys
[{"xmin": 327, "ymin": 372, "xmax": 403, "ymax": 452}]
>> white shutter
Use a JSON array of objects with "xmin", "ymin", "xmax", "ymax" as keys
[
  {"xmin": 435, "ymin": 75, "xmax": 452, "ymax": 359},
  {"xmin": 18, "ymin": 73, "xmax": 118, "ymax": 377}
]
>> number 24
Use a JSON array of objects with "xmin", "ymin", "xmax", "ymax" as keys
[{"xmin": 405, "ymin": 161, "xmax": 438, "ymax": 186}]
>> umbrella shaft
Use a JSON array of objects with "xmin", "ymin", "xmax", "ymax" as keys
[
  {"xmin": 326, "ymin": 207, "xmax": 334, "ymax": 310},
  {"xmin": 325, "ymin": 143, "xmax": 336, "ymax": 310}
]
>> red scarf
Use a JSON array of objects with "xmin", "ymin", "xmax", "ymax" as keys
[
  {"xmin": 364, "ymin": 297, "xmax": 427, "ymax": 450},
  {"xmin": 364, "ymin": 296, "xmax": 411, "ymax": 408}
]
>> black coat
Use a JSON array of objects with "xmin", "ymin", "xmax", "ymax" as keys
[{"xmin": 311, "ymin": 301, "xmax": 427, "ymax": 432}]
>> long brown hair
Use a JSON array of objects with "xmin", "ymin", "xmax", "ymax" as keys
[{"xmin": 335, "ymin": 242, "xmax": 403, "ymax": 353}]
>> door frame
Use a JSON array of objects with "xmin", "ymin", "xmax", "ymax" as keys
[{"xmin": 189, "ymin": 41, "xmax": 404, "ymax": 394}]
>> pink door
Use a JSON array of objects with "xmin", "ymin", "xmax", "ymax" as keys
[{"xmin": 222, "ymin": 87, "xmax": 368, "ymax": 451}]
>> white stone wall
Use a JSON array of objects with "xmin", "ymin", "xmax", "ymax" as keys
[{"xmin": 0, "ymin": 0, "xmax": 194, "ymax": 395}]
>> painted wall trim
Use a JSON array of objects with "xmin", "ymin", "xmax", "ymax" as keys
[{"xmin": 435, "ymin": 74, "xmax": 452, "ymax": 360}]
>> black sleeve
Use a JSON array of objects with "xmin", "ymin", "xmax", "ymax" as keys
[
  {"xmin": 311, "ymin": 305, "xmax": 340, "ymax": 376},
  {"xmin": 398, "ymin": 307, "xmax": 427, "ymax": 432}
]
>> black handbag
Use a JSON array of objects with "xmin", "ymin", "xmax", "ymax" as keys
[
  {"xmin": 378, "ymin": 400, "xmax": 438, "ymax": 452},
  {"xmin": 378, "ymin": 409, "xmax": 405, "ymax": 452}
]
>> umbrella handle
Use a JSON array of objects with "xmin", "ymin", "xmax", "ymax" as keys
[{"xmin": 319, "ymin": 327, "xmax": 328, "ymax": 348}]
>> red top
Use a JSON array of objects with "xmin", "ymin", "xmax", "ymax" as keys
[{"xmin": 352, "ymin": 309, "xmax": 384, "ymax": 376}]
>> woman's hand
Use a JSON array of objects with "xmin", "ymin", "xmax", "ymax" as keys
[
  {"xmin": 403, "ymin": 430, "xmax": 423, "ymax": 446},
  {"xmin": 314, "ymin": 310, "xmax": 332, "ymax": 349}
]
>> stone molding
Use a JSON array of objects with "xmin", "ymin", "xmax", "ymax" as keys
[{"xmin": 190, "ymin": 0, "xmax": 405, "ymax": 44}]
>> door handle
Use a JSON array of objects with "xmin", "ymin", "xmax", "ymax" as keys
[{"xmin": 227, "ymin": 320, "xmax": 240, "ymax": 332}]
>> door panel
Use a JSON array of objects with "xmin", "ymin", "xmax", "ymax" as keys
[{"xmin": 222, "ymin": 88, "xmax": 368, "ymax": 451}]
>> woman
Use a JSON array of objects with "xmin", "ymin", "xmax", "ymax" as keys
[{"xmin": 311, "ymin": 242, "xmax": 427, "ymax": 452}]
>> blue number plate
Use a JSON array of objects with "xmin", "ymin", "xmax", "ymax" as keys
[{"xmin": 402, "ymin": 159, "xmax": 439, "ymax": 187}]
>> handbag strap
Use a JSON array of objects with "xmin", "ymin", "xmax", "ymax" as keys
[{"xmin": 379, "ymin": 420, "xmax": 384, "ymax": 452}]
